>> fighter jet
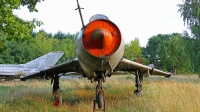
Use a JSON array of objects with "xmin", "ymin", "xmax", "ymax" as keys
[
  {"xmin": 20, "ymin": 0, "xmax": 171, "ymax": 110},
  {"xmin": 0, "ymin": 51, "xmax": 64, "ymax": 80}
]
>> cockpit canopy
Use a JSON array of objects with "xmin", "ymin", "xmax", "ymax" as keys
[{"xmin": 89, "ymin": 14, "xmax": 109, "ymax": 22}]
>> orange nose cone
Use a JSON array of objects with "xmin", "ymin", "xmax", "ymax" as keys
[
  {"xmin": 91, "ymin": 28, "xmax": 113, "ymax": 49},
  {"xmin": 82, "ymin": 20, "xmax": 121, "ymax": 57}
]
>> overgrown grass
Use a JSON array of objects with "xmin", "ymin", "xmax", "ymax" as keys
[{"xmin": 0, "ymin": 75, "xmax": 199, "ymax": 112}]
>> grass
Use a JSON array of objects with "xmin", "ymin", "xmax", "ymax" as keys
[{"xmin": 0, "ymin": 75, "xmax": 199, "ymax": 112}]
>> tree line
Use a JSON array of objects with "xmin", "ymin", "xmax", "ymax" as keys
[
  {"xmin": 0, "ymin": 30, "xmax": 77, "ymax": 64},
  {"xmin": 0, "ymin": 29, "xmax": 197, "ymax": 75},
  {"xmin": 1, "ymin": 0, "xmax": 200, "ymax": 77},
  {"xmin": 124, "ymin": 31, "xmax": 199, "ymax": 75},
  {"xmin": 143, "ymin": 32, "xmax": 197, "ymax": 75}
]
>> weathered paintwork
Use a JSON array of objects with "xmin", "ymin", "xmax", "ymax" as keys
[
  {"xmin": 0, "ymin": 51, "xmax": 64, "ymax": 77},
  {"xmin": 76, "ymin": 19, "xmax": 125, "ymax": 79}
]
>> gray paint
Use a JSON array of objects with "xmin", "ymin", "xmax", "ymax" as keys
[
  {"xmin": 0, "ymin": 51, "xmax": 64, "ymax": 77},
  {"xmin": 76, "ymin": 19, "xmax": 125, "ymax": 79}
]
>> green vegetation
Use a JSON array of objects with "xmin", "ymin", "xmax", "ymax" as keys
[
  {"xmin": 0, "ymin": 30, "xmax": 77, "ymax": 64},
  {"xmin": 0, "ymin": 0, "xmax": 43, "ymax": 41},
  {"xmin": 1, "ymin": 30, "xmax": 199, "ymax": 75},
  {"xmin": 177, "ymin": 0, "xmax": 200, "ymax": 76},
  {"xmin": 0, "ymin": 0, "xmax": 200, "ymax": 76},
  {"xmin": 143, "ymin": 33, "xmax": 194, "ymax": 74},
  {"xmin": 0, "ymin": 75, "xmax": 199, "ymax": 112}
]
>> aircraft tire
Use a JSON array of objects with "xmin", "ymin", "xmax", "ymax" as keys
[{"xmin": 97, "ymin": 92, "xmax": 103, "ymax": 109}]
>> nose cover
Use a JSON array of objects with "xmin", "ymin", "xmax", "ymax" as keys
[
  {"xmin": 82, "ymin": 20, "xmax": 121, "ymax": 57},
  {"xmin": 91, "ymin": 28, "xmax": 112, "ymax": 49}
]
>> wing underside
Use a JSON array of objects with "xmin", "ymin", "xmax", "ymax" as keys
[
  {"xmin": 113, "ymin": 58, "xmax": 171, "ymax": 77},
  {"xmin": 20, "ymin": 58, "xmax": 171, "ymax": 81},
  {"xmin": 20, "ymin": 58, "xmax": 83, "ymax": 81}
]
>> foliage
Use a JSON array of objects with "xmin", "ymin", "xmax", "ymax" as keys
[
  {"xmin": 0, "ymin": 0, "xmax": 44, "ymax": 54},
  {"xmin": 0, "ymin": 30, "xmax": 77, "ymax": 64},
  {"xmin": 0, "ymin": 0, "xmax": 199, "ymax": 77},
  {"xmin": 144, "ymin": 34, "xmax": 170, "ymax": 69},
  {"xmin": 124, "ymin": 38, "xmax": 148, "ymax": 64},
  {"xmin": 177, "ymin": 0, "xmax": 200, "ymax": 77},
  {"xmin": 1, "ymin": 30, "xmax": 199, "ymax": 75},
  {"xmin": 124, "ymin": 38, "xmax": 141, "ymax": 60},
  {"xmin": 0, "ymin": 32, "xmax": 7, "ymax": 53},
  {"xmin": 177, "ymin": 0, "xmax": 200, "ymax": 28},
  {"xmin": 143, "ymin": 33, "xmax": 195, "ymax": 74},
  {"xmin": 159, "ymin": 33, "xmax": 191, "ymax": 74},
  {"xmin": 0, "ymin": 0, "xmax": 43, "ymax": 40}
]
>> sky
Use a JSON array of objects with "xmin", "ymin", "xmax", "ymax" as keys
[{"xmin": 14, "ymin": 0, "xmax": 189, "ymax": 47}]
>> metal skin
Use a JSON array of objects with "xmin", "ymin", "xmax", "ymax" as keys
[
  {"xmin": 0, "ymin": 51, "xmax": 64, "ymax": 79},
  {"xmin": 0, "ymin": 65, "xmax": 40, "ymax": 76},
  {"xmin": 76, "ymin": 19, "xmax": 125, "ymax": 80}
]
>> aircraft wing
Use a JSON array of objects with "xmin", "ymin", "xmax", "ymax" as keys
[
  {"xmin": 114, "ymin": 58, "xmax": 171, "ymax": 77},
  {"xmin": 20, "ymin": 58, "xmax": 83, "ymax": 81}
]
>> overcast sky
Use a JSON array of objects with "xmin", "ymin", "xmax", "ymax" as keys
[{"xmin": 14, "ymin": 0, "xmax": 189, "ymax": 47}]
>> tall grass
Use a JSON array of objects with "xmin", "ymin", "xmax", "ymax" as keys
[{"xmin": 0, "ymin": 75, "xmax": 199, "ymax": 112}]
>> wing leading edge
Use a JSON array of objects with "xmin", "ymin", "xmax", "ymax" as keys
[
  {"xmin": 20, "ymin": 58, "xmax": 83, "ymax": 81},
  {"xmin": 114, "ymin": 58, "xmax": 171, "ymax": 77}
]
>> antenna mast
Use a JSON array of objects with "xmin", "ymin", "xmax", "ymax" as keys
[{"xmin": 75, "ymin": 0, "xmax": 85, "ymax": 28}]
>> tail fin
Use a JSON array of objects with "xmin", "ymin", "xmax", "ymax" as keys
[{"xmin": 23, "ymin": 51, "xmax": 64, "ymax": 69}]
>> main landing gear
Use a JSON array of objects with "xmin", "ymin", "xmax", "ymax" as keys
[
  {"xmin": 133, "ymin": 70, "xmax": 143, "ymax": 96},
  {"xmin": 49, "ymin": 71, "xmax": 143, "ymax": 109},
  {"xmin": 51, "ymin": 74, "xmax": 62, "ymax": 107},
  {"xmin": 93, "ymin": 79, "xmax": 106, "ymax": 112}
]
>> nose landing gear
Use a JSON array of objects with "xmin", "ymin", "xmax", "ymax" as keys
[{"xmin": 93, "ymin": 79, "xmax": 106, "ymax": 112}]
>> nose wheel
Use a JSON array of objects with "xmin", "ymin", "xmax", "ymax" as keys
[{"xmin": 93, "ymin": 79, "xmax": 106, "ymax": 112}]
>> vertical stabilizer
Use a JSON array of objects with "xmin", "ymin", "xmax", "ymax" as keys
[{"xmin": 24, "ymin": 51, "xmax": 64, "ymax": 69}]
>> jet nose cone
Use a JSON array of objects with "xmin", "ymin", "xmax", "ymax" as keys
[
  {"xmin": 82, "ymin": 19, "xmax": 121, "ymax": 57},
  {"xmin": 91, "ymin": 28, "xmax": 113, "ymax": 49}
]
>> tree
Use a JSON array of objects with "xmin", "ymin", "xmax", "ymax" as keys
[
  {"xmin": 0, "ymin": 30, "xmax": 77, "ymax": 64},
  {"xmin": 144, "ymin": 34, "xmax": 170, "ymax": 69},
  {"xmin": 0, "ymin": 32, "xmax": 7, "ymax": 52},
  {"xmin": 123, "ymin": 38, "xmax": 148, "ymax": 64},
  {"xmin": 181, "ymin": 32, "xmax": 196, "ymax": 73},
  {"xmin": 0, "ymin": 0, "xmax": 43, "ymax": 52},
  {"xmin": 177, "ymin": 0, "xmax": 200, "ymax": 77},
  {"xmin": 159, "ymin": 33, "xmax": 191, "ymax": 74},
  {"xmin": 177, "ymin": 0, "xmax": 200, "ymax": 28}
]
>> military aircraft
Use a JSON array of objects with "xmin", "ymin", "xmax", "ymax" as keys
[
  {"xmin": 20, "ymin": 0, "xmax": 171, "ymax": 110},
  {"xmin": 0, "ymin": 51, "xmax": 64, "ymax": 80}
]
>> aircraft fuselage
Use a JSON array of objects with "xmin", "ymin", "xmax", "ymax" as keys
[{"xmin": 76, "ymin": 19, "xmax": 125, "ymax": 80}]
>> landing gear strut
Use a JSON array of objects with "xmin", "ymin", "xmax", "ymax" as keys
[
  {"xmin": 51, "ymin": 74, "xmax": 62, "ymax": 106},
  {"xmin": 134, "ymin": 70, "xmax": 143, "ymax": 96},
  {"xmin": 93, "ymin": 79, "xmax": 106, "ymax": 112}
]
